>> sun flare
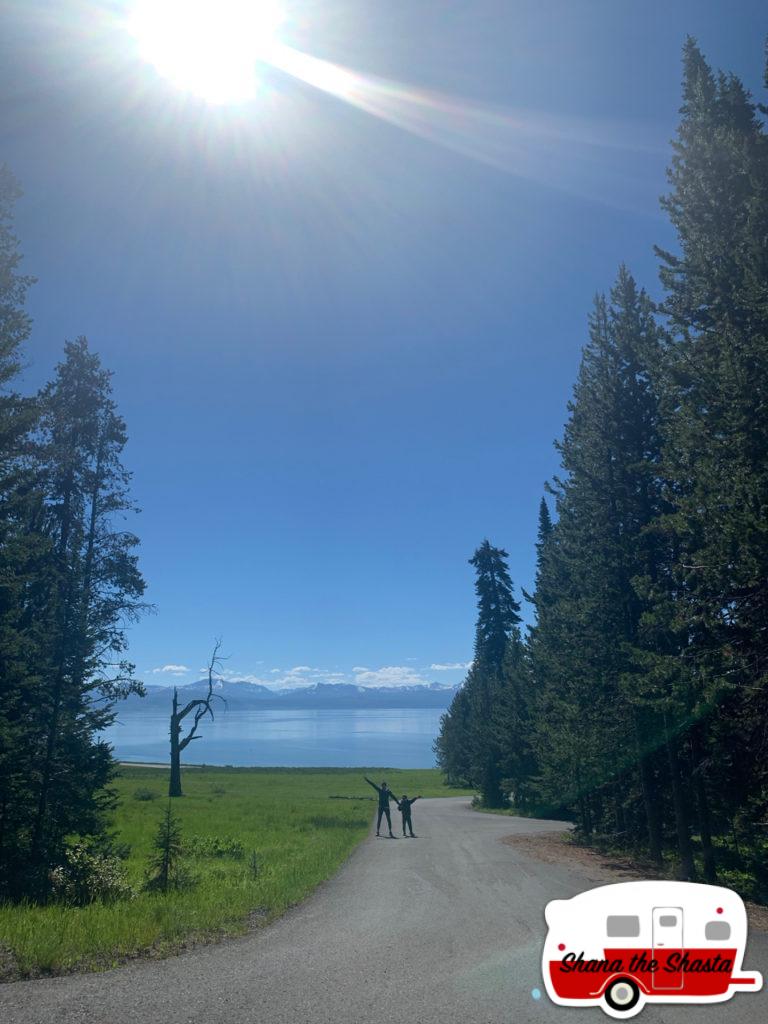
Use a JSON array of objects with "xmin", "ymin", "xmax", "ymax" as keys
[{"xmin": 128, "ymin": 0, "xmax": 284, "ymax": 105}]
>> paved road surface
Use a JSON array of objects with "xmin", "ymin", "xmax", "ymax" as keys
[{"xmin": 2, "ymin": 798, "xmax": 766, "ymax": 1023}]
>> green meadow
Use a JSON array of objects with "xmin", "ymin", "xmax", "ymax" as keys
[{"xmin": 0, "ymin": 766, "xmax": 468, "ymax": 979}]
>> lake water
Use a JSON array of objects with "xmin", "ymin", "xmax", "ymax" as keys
[{"xmin": 102, "ymin": 708, "xmax": 442, "ymax": 768}]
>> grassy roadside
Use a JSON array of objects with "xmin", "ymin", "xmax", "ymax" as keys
[
  {"xmin": 474, "ymin": 803, "xmax": 768, "ymax": 909},
  {"xmin": 0, "ymin": 766, "xmax": 469, "ymax": 980},
  {"xmin": 501, "ymin": 830, "xmax": 768, "ymax": 930}
]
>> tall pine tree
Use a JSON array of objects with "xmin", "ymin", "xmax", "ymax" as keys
[
  {"xmin": 22, "ymin": 339, "xmax": 147, "ymax": 895},
  {"xmin": 0, "ymin": 168, "xmax": 44, "ymax": 895},
  {"xmin": 531, "ymin": 268, "xmax": 669, "ymax": 859},
  {"xmin": 436, "ymin": 541, "xmax": 521, "ymax": 806},
  {"xmin": 649, "ymin": 38, "xmax": 768, "ymax": 880}
]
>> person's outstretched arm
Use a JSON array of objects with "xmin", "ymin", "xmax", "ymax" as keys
[
  {"xmin": 412, "ymin": 796, "xmax": 421, "ymax": 803},
  {"xmin": 364, "ymin": 777, "xmax": 380, "ymax": 793}
]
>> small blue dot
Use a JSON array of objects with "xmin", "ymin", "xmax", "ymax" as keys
[{"xmin": 531, "ymin": 988, "xmax": 542, "ymax": 1001}]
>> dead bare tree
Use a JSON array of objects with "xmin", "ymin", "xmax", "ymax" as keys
[{"xmin": 168, "ymin": 639, "xmax": 227, "ymax": 797}]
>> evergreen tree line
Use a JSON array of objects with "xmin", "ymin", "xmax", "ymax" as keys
[
  {"xmin": 436, "ymin": 40, "xmax": 768, "ymax": 896},
  {"xmin": 0, "ymin": 167, "xmax": 146, "ymax": 900}
]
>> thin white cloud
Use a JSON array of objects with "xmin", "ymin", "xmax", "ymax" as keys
[
  {"xmin": 352, "ymin": 665, "xmax": 429, "ymax": 688},
  {"xmin": 210, "ymin": 666, "xmax": 347, "ymax": 690},
  {"xmin": 216, "ymin": 669, "xmax": 271, "ymax": 686},
  {"xmin": 277, "ymin": 667, "xmax": 346, "ymax": 689},
  {"xmin": 430, "ymin": 662, "xmax": 472, "ymax": 671},
  {"xmin": 152, "ymin": 664, "xmax": 190, "ymax": 676}
]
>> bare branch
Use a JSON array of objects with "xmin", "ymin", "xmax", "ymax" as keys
[{"xmin": 174, "ymin": 638, "xmax": 228, "ymax": 753}]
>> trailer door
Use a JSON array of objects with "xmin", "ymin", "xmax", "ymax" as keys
[{"xmin": 652, "ymin": 907, "xmax": 684, "ymax": 990}]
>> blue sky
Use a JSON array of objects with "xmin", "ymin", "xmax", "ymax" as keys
[{"xmin": 2, "ymin": 2, "xmax": 766, "ymax": 689}]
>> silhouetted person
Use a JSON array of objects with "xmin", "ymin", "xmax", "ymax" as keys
[
  {"xmin": 364, "ymin": 776, "xmax": 397, "ymax": 836},
  {"xmin": 397, "ymin": 794, "xmax": 421, "ymax": 836}
]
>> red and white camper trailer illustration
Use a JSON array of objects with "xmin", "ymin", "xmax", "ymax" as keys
[{"xmin": 543, "ymin": 880, "xmax": 762, "ymax": 1018}]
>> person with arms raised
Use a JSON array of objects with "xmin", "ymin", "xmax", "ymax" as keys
[
  {"xmin": 396, "ymin": 794, "xmax": 421, "ymax": 837},
  {"xmin": 364, "ymin": 777, "xmax": 398, "ymax": 837}
]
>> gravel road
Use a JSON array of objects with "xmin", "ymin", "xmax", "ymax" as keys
[{"xmin": 2, "ymin": 797, "xmax": 766, "ymax": 1024}]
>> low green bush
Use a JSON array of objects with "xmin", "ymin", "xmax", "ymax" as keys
[{"xmin": 49, "ymin": 842, "xmax": 136, "ymax": 906}]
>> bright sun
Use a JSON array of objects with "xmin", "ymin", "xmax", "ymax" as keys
[{"xmin": 128, "ymin": 0, "xmax": 285, "ymax": 105}]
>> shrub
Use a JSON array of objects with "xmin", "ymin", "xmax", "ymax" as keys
[
  {"xmin": 49, "ymin": 843, "xmax": 136, "ymax": 906},
  {"xmin": 133, "ymin": 787, "xmax": 157, "ymax": 801}
]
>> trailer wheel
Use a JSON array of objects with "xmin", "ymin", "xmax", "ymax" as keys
[{"xmin": 604, "ymin": 978, "xmax": 641, "ymax": 1014}]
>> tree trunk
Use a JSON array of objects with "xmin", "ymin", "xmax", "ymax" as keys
[
  {"xmin": 690, "ymin": 726, "xmax": 717, "ymax": 882},
  {"xmin": 693, "ymin": 769, "xmax": 716, "ymax": 882},
  {"xmin": 169, "ymin": 689, "xmax": 182, "ymax": 798},
  {"xmin": 614, "ymin": 785, "xmax": 626, "ymax": 835},
  {"xmin": 593, "ymin": 789, "xmax": 603, "ymax": 836},
  {"xmin": 577, "ymin": 767, "xmax": 593, "ymax": 838},
  {"xmin": 634, "ymin": 713, "xmax": 664, "ymax": 865},
  {"xmin": 664, "ymin": 724, "xmax": 696, "ymax": 880},
  {"xmin": 639, "ymin": 752, "xmax": 664, "ymax": 865},
  {"xmin": 583, "ymin": 796, "xmax": 593, "ymax": 839},
  {"xmin": 30, "ymin": 643, "xmax": 70, "ymax": 881},
  {"xmin": 167, "ymin": 642, "xmax": 224, "ymax": 798},
  {"xmin": 481, "ymin": 752, "xmax": 504, "ymax": 807}
]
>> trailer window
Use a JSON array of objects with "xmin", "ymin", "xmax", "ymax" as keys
[
  {"xmin": 659, "ymin": 915, "xmax": 678, "ymax": 927},
  {"xmin": 705, "ymin": 921, "xmax": 731, "ymax": 941},
  {"xmin": 606, "ymin": 915, "xmax": 640, "ymax": 937}
]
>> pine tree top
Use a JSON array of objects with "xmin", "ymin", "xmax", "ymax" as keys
[{"xmin": 469, "ymin": 539, "xmax": 521, "ymax": 672}]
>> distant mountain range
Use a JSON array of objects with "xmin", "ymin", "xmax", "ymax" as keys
[{"xmin": 123, "ymin": 680, "xmax": 459, "ymax": 711}]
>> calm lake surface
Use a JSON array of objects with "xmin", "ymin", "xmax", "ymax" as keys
[{"xmin": 102, "ymin": 708, "xmax": 442, "ymax": 768}]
